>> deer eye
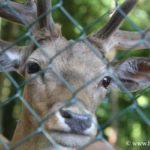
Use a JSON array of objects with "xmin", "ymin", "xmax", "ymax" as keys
[
  {"xmin": 26, "ymin": 62, "xmax": 41, "ymax": 74},
  {"xmin": 102, "ymin": 76, "xmax": 111, "ymax": 88}
]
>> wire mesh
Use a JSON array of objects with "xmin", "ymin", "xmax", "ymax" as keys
[{"xmin": 0, "ymin": 0, "xmax": 150, "ymax": 150}]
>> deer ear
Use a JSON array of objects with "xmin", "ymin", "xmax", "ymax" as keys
[
  {"xmin": 0, "ymin": 46, "xmax": 32, "ymax": 74},
  {"xmin": 113, "ymin": 57, "xmax": 150, "ymax": 91}
]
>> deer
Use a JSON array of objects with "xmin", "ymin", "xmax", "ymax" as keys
[{"xmin": 0, "ymin": 0, "xmax": 150, "ymax": 150}]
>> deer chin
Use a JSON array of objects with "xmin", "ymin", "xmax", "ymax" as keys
[{"xmin": 50, "ymin": 131, "xmax": 94, "ymax": 148}]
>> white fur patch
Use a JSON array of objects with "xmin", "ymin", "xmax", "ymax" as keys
[
  {"xmin": 6, "ymin": 51, "xmax": 20, "ymax": 61},
  {"xmin": 50, "ymin": 132, "xmax": 92, "ymax": 148},
  {"xmin": 56, "ymin": 112, "xmax": 71, "ymax": 132},
  {"xmin": 84, "ymin": 121, "xmax": 97, "ymax": 136}
]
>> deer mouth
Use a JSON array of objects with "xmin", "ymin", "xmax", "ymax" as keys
[{"xmin": 50, "ymin": 130, "xmax": 93, "ymax": 148}]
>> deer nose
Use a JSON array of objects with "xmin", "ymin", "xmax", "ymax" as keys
[{"xmin": 60, "ymin": 109, "xmax": 92, "ymax": 133}]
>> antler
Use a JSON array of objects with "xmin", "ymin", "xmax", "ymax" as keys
[
  {"xmin": 0, "ymin": 0, "xmax": 60, "ymax": 40},
  {"xmin": 109, "ymin": 0, "xmax": 150, "ymax": 51},
  {"xmin": 90, "ymin": 0, "xmax": 150, "ymax": 53},
  {"xmin": 0, "ymin": 0, "xmax": 37, "ymax": 25},
  {"xmin": 94, "ymin": 0, "xmax": 138, "ymax": 39},
  {"xmin": 37, "ymin": 0, "xmax": 58, "ymax": 37}
]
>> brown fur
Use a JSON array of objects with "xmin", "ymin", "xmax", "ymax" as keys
[{"xmin": 1, "ymin": 0, "xmax": 150, "ymax": 150}]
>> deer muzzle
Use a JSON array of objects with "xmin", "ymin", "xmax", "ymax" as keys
[{"xmin": 45, "ymin": 101, "xmax": 98, "ymax": 148}]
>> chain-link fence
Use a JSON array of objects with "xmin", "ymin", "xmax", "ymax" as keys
[{"xmin": 0, "ymin": 0, "xmax": 150, "ymax": 150}]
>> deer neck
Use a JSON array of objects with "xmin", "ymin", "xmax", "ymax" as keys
[{"xmin": 11, "ymin": 88, "xmax": 45, "ymax": 149}]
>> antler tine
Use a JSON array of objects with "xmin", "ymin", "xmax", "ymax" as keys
[
  {"xmin": 95, "ymin": 0, "xmax": 138, "ymax": 39},
  {"xmin": 0, "ymin": 0, "xmax": 37, "ymax": 25},
  {"xmin": 37, "ymin": 0, "xmax": 59, "ymax": 37}
]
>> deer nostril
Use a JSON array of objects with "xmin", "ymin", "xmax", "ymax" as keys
[
  {"xmin": 60, "ymin": 109, "xmax": 72, "ymax": 119},
  {"xmin": 60, "ymin": 109, "xmax": 92, "ymax": 133}
]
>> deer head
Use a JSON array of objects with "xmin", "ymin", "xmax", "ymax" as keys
[{"xmin": 0, "ymin": 0, "xmax": 150, "ymax": 150}]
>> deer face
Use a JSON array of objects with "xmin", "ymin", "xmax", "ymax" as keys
[
  {"xmin": 2, "ymin": 32, "xmax": 150, "ymax": 149},
  {"xmin": 21, "ymin": 36, "xmax": 109, "ymax": 148}
]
